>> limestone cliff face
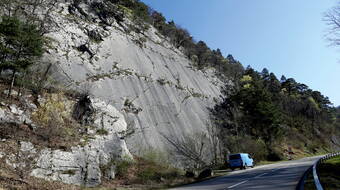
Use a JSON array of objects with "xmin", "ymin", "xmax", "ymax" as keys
[
  {"xmin": 0, "ymin": 0, "xmax": 229, "ymax": 186},
  {"xmin": 45, "ymin": 1, "xmax": 224, "ymax": 156}
]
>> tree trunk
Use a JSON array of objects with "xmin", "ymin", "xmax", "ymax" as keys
[
  {"xmin": 8, "ymin": 70, "xmax": 16, "ymax": 99},
  {"xmin": 17, "ymin": 76, "xmax": 23, "ymax": 98},
  {"xmin": 17, "ymin": 85, "xmax": 21, "ymax": 98}
]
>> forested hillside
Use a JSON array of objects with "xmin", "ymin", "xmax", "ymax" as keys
[{"xmin": 212, "ymin": 67, "xmax": 340, "ymax": 161}]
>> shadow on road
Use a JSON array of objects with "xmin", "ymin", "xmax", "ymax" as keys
[{"xmin": 172, "ymin": 160, "xmax": 315, "ymax": 190}]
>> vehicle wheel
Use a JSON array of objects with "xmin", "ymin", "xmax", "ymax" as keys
[{"xmin": 231, "ymin": 168, "xmax": 235, "ymax": 171}]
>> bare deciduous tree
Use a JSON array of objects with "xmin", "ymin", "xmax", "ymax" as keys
[
  {"xmin": 324, "ymin": 2, "xmax": 340, "ymax": 46},
  {"xmin": 206, "ymin": 121, "xmax": 223, "ymax": 166},
  {"xmin": 161, "ymin": 132, "xmax": 213, "ymax": 170}
]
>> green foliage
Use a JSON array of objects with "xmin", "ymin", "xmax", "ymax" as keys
[
  {"xmin": 137, "ymin": 166, "xmax": 158, "ymax": 183},
  {"xmin": 90, "ymin": 1, "xmax": 124, "ymax": 24},
  {"xmin": 114, "ymin": 151, "xmax": 181, "ymax": 185},
  {"xmin": 336, "ymin": 107, "xmax": 340, "ymax": 132},
  {"xmin": 130, "ymin": 0, "xmax": 150, "ymax": 22},
  {"xmin": 317, "ymin": 156, "xmax": 340, "ymax": 190},
  {"xmin": 151, "ymin": 11, "xmax": 166, "ymax": 30},
  {"xmin": 107, "ymin": 0, "xmax": 151, "ymax": 23},
  {"xmin": 212, "ymin": 67, "xmax": 338, "ymax": 161},
  {"xmin": 115, "ymin": 159, "xmax": 134, "ymax": 178},
  {"xmin": 0, "ymin": 15, "xmax": 44, "ymax": 97},
  {"xmin": 96, "ymin": 128, "xmax": 109, "ymax": 135},
  {"xmin": 267, "ymin": 148, "xmax": 284, "ymax": 161},
  {"xmin": 136, "ymin": 158, "xmax": 181, "ymax": 184},
  {"xmin": 224, "ymin": 136, "xmax": 268, "ymax": 161},
  {"xmin": 0, "ymin": 16, "xmax": 44, "ymax": 72},
  {"xmin": 141, "ymin": 148, "xmax": 169, "ymax": 166}
]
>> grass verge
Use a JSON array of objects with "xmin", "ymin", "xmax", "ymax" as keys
[{"xmin": 318, "ymin": 156, "xmax": 340, "ymax": 190}]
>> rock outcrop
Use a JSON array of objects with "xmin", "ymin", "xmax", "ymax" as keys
[
  {"xmin": 0, "ymin": 96, "xmax": 132, "ymax": 186},
  {"xmin": 0, "ymin": 99, "xmax": 34, "ymax": 127},
  {"xmin": 32, "ymin": 98, "xmax": 132, "ymax": 186}
]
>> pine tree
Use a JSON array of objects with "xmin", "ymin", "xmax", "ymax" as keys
[{"xmin": 0, "ymin": 16, "xmax": 44, "ymax": 97}]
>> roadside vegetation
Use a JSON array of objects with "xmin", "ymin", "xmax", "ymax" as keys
[
  {"xmin": 212, "ymin": 67, "xmax": 340, "ymax": 162},
  {"xmin": 97, "ymin": 153, "xmax": 190, "ymax": 190},
  {"xmin": 318, "ymin": 156, "xmax": 340, "ymax": 190},
  {"xmin": 304, "ymin": 156, "xmax": 340, "ymax": 190}
]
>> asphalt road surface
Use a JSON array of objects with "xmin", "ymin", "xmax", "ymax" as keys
[{"xmin": 171, "ymin": 156, "xmax": 321, "ymax": 190}]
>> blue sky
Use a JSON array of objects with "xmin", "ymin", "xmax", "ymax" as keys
[{"xmin": 141, "ymin": 0, "xmax": 340, "ymax": 106}]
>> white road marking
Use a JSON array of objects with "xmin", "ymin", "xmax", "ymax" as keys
[
  {"xmin": 254, "ymin": 172, "xmax": 268, "ymax": 178},
  {"xmin": 226, "ymin": 169, "xmax": 278, "ymax": 189},
  {"xmin": 227, "ymin": 180, "xmax": 249, "ymax": 189}
]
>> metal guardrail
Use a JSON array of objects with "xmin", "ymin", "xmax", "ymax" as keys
[{"xmin": 297, "ymin": 152, "xmax": 340, "ymax": 190}]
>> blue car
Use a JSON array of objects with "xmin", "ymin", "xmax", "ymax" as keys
[{"xmin": 228, "ymin": 153, "xmax": 254, "ymax": 170}]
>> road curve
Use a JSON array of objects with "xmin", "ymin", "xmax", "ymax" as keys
[{"xmin": 171, "ymin": 156, "xmax": 321, "ymax": 190}]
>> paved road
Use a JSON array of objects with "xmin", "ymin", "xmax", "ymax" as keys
[{"xmin": 171, "ymin": 156, "xmax": 321, "ymax": 190}]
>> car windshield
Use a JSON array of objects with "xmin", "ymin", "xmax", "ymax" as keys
[{"xmin": 229, "ymin": 154, "xmax": 241, "ymax": 160}]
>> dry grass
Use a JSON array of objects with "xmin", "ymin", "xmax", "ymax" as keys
[
  {"xmin": 0, "ymin": 168, "xmax": 80, "ymax": 190},
  {"xmin": 110, "ymin": 157, "xmax": 186, "ymax": 188}
]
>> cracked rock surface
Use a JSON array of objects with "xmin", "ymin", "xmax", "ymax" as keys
[
  {"xmin": 47, "ymin": 1, "xmax": 224, "ymax": 154},
  {"xmin": 32, "ymin": 98, "xmax": 132, "ymax": 187},
  {"xmin": 24, "ymin": 0, "xmax": 230, "ymax": 186}
]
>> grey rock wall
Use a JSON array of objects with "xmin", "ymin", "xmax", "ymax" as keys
[{"xmin": 45, "ymin": 2, "xmax": 224, "ymax": 157}]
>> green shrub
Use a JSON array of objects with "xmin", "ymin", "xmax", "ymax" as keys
[
  {"xmin": 250, "ymin": 139, "xmax": 269, "ymax": 161},
  {"xmin": 160, "ymin": 168, "xmax": 181, "ymax": 179},
  {"xmin": 224, "ymin": 136, "xmax": 269, "ymax": 161},
  {"xmin": 110, "ymin": 150, "xmax": 182, "ymax": 185},
  {"xmin": 141, "ymin": 149, "xmax": 169, "ymax": 165},
  {"xmin": 137, "ymin": 166, "xmax": 158, "ymax": 183},
  {"xmin": 115, "ymin": 159, "xmax": 134, "ymax": 179},
  {"xmin": 137, "ymin": 150, "xmax": 182, "ymax": 183},
  {"xmin": 96, "ymin": 128, "xmax": 108, "ymax": 135},
  {"xmin": 267, "ymin": 148, "xmax": 284, "ymax": 161},
  {"xmin": 136, "ymin": 160, "xmax": 181, "ymax": 183}
]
